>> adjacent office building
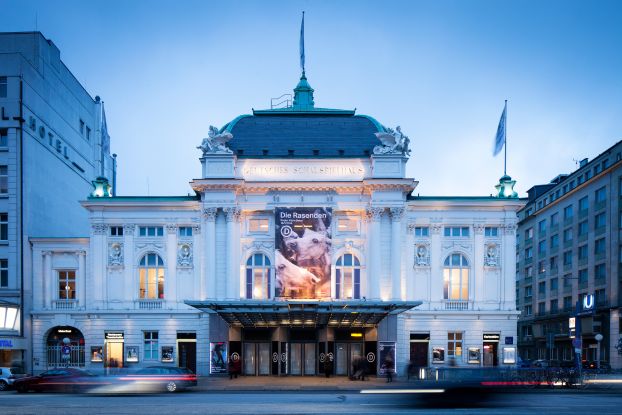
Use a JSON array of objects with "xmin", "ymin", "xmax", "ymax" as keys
[
  {"xmin": 0, "ymin": 32, "xmax": 113, "ymax": 369},
  {"xmin": 29, "ymin": 72, "xmax": 523, "ymax": 376},
  {"xmin": 516, "ymin": 141, "xmax": 622, "ymax": 369}
]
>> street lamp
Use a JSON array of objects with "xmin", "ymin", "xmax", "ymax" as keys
[{"xmin": 595, "ymin": 333, "xmax": 603, "ymax": 370}]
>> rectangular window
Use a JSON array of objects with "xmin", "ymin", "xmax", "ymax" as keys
[
  {"xmin": 0, "ymin": 128, "xmax": 7, "ymax": 147},
  {"xmin": 484, "ymin": 227, "xmax": 498, "ymax": 237},
  {"xmin": 578, "ymin": 269, "xmax": 588, "ymax": 284},
  {"xmin": 138, "ymin": 226, "xmax": 164, "ymax": 237},
  {"xmin": 525, "ymin": 266, "xmax": 533, "ymax": 278},
  {"xmin": 578, "ymin": 196, "xmax": 588, "ymax": 212},
  {"xmin": 0, "ymin": 213, "xmax": 7, "ymax": 241},
  {"xmin": 549, "ymin": 256, "xmax": 558, "ymax": 271},
  {"xmin": 550, "ymin": 277, "xmax": 558, "ymax": 291},
  {"xmin": 178, "ymin": 226, "xmax": 193, "ymax": 237},
  {"xmin": 563, "ymin": 228, "xmax": 573, "ymax": 243},
  {"xmin": 0, "ymin": 165, "xmax": 7, "ymax": 194},
  {"xmin": 57, "ymin": 270, "xmax": 76, "ymax": 300},
  {"xmin": 86, "ymin": 126, "xmax": 91, "ymax": 141},
  {"xmin": 595, "ymin": 212, "xmax": 606, "ymax": 229},
  {"xmin": 578, "ymin": 220, "xmax": 588, "ymax": 236},
  {"xmin": 595, "ymin": 186, "xmax": 606, "ymax": 203},
  {"xmin": 0, "ymin": 76, "xmax": 6, "ymax": 97},
  {"xmin": 594, "ymin": 263, "xmax": 606, "ymax": 281},
  {"xmin": 594, "ymin": 238, "xmax": 606, "ymax": 255},
  {"xmin": 563, "ymin": 296, "xmax": 572, "ymax": 310},
  {"xmin": 79, "ymin": 119, "xmax": 85, "ymax": 135},
  {"xmin": 524, "ymin": 305, "xmax": 532, "ymax": 316},
  {"xmin": 538, "ymin": 302, "xmax": 545, "ymax": 314},
  {"xmin": 143, "ymin": 331, "xmax": 159, "ymax": 360},
  {"xmin": 337, "ymin": 218, "xmax": 358, "ymax": 233},
  {"xmin": 563, "ymin": 250, "xmax": 572, "ymax": 266},
  {"xmin": 538, "ymin": 220, "xmax": 546, "ymax": 234},
  {"xmin": 248, "ymin": 219, "xmax": 269, "ymax": 233},
  {"xmin": 563, "ymin": 205, "xmax": 573, "ymax": 220},
  {"xmin": 525, "ymin": 227, "xmax": 534, "ymax": 239},
  {"xmin": 538, "ymin": 240, "xmax": 546, "ymax": 255},
  {"xmin": 414, "ymin": 226, "xmax": 429, "ymax": 237},
  {"xmin": 578, "ymin": 244, "xmax": 588, "ymax": 260},
  {"xmin": 538, "ymin": 260, "xmax": 546, "ymax": 275},
  {"xmin": 525, "ymin": 247, "xmax": 533, "ymax": 259},
  {"xmin": 447, "ymin": 332, "xmax": 462, "ymax": 357},
  {"xmin": 444, "ymin": 227, "xmax": 469, "ymax": 237},
  {"xmin": 538, "ymin": 281, "xmax": 546, "ymax": 295},
  {"xmin": 110, "ymin": 226, "xmax": 123, "ymax": 237},
  {"xmin": 550, "ymin": 213, "xmax": 559, "ymax": 227},
  {"xmin": 563, "ymin": 274, "xmax": 572, "ymax": 287},
  {"xmin": 0, "ymin": 259, "xmax": 7, "ymax": 287},
  {"xmin": 525, "ymin": 286, "xmax": 532, "ymax": 297},
  {"xmin": 550, "ymin": 234, "xmax": 559, "ymax": 249},
  {"xmin": 550, "ymin": 299, "xmax": 558, "ymax": 313}
]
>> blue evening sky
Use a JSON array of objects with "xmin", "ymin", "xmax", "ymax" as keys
[{"xmin": 1, "ymin": 0, "xmax": 620, "ymax": 197}]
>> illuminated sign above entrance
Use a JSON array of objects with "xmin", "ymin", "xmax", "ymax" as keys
[
  {"xmin": 238, "ymin": 159, "xmax": 369, "ymax": 181},
  {"xmin": 105, "ymin": 332, "xmax": 124, "ymax": 340},
  {"xmin": 483, "ymin": 334, "xmax": 500, "ymax": 341}
]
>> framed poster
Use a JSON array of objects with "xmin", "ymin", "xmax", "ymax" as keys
[
  {"xmin": 210, "ymin": 342, "xmax": 228, "ymax": 374},
  {"xmin": 90, "ymin": 346, "xmax": 103, "ymax": 362},
  {"xmin": 503, "ymin": 347, "xmax": 516, "ymax": 364},
  {"xmin": 275, "ymin": 207, "xmax": 332, "ymax": 299},
  {"xmin": 161, "ymin": 346, "xmax": 174, "ymax": 363},
  {"xmin": 468, "ymin": 347, "xmax": 481, "ymax": 364},
  {"xmin": 432, "ymin": 347, "xmax": 445, "ymax": 364},
  {"xmin": 125, "ymin": 346, "xmax": 139, "ymax": 363},
  {"xmin": 378, "ymin": 341, "xmax": 396, "ymax": 375}
]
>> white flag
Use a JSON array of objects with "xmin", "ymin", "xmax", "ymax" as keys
[{"xmin": 493, "ymin": 101, "xmax": 506, "ymax": 156}]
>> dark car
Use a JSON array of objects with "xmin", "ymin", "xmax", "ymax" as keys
[
  {"xmin": 583, "ymin": 361, "xmax": 612, "ymax": 373},
  {"xmin": 13, "ymin": 368, "xmax": 101, "ymax": 393},
  {"xmin": 104, "ymin": 366, "xmax": 197, "ymax": 393}
]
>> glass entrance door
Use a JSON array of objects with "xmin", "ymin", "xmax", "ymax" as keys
[
  {"xmin": 304, "ymin": 343, "xmax": 316, "ymax": 375},
  {"xmin": 335, "ymin": 343, "xmax": 363, "ymax": 376},
  {"xmin": 289, "ymin": 343, "xmax": 316, "ymax": 375},
  {"xmin": 243, "ymin": 343, "xmax": 271, "ymax": 375}
]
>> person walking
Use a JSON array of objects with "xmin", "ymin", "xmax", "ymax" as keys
[{"xmin": 383, "ymin": 355, "xmax": 394, "ymax": 383}]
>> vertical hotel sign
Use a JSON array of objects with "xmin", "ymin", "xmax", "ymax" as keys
[{"xmin": 275, "ymin": 207, "xmax": 332, "ymax": 299}]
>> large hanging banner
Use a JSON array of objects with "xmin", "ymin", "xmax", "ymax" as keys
[{"xmin": 275, "ymin": 207, "xmax": 332, "ymax": 299}]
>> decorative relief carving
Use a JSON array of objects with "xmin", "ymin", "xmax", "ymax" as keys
[
  {"xmin": 135, "ymin": 243, "xmax": 164, "ymax": 252},
  {"xmin": 91, "ymin": 224, "xmax": 107, "ymax": 235},
  {"xmin": 407, "ymin": 223, "xmax": 416, "ymax": 234},
  {"xmin": 389, "ymin": 207, "xmax": 405, "ymax": 221},
  {"xmin": 123, "ymin": 224, "xmax": 135, "ymax": 234},
  {"xmin": 197, "ymin": 125, "xmax": 233, "ymax": 155},
  {"xmin": 442, "ymin": 242, "xmax": 471, "ymax": 251},
  {"xmin": 202, "ymin": 208, "xmax": 218, "ymax": 221},
  {"xmin": 366, "ymin": 207, "xmax": 384, "ymax": 221},
  {"xmin": 108, "ymin": 242, "xmax": 124, "ymax": 266},
  {"xmin": 166, "ymin": 224, "xmax": 177, "ymax": 235},
  {"xmin": 192, "ymin": 225, "xmax": 201, "ymax": 235},
  {"xmin": 484, "ymin": 243, "xmax": 499, "ymax": 267},
  {"xmin": 473, "ymin": 224, "xmax": 485, "ymax": 235},
  {"xmin": 431, "ymin": 224, "xmax": 443, "ymax": 235},
  {"xmin": 373, "ymin": 126, "xmax": 411, "ymax": 156},
  {"xmin": 414, "ymin": 243, "xmax": 430, "ymax": 267},
  {"xmin": 504, "ymin": 224, "xmax": 517, "ymax": 235},
  {"xmin": 224, "ymin": 207, "xmax": 241, "ymax": 222},
  {"xmin": 242, "ymin": 240, "xmax": 274, "ymax": 251},
  {"xmin": 178, "ymin": 242, "xmax": 193, "ymax": 267}
]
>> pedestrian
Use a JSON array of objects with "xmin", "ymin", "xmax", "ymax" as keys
[
  {"xmin": 383, "ymin": 356, "xmax": 394, "ymax": 383},
  {"xmin": 360, "ymin": 357, "xmax": 368, "ymax": 381},
  {"xmin": 324, "ymin": 358, "xmax": 332, "ymax": 378}
]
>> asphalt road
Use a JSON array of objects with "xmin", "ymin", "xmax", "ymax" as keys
[{"xmin": 1, "ymin": 390, "xmax": 621, "ymax": 414}]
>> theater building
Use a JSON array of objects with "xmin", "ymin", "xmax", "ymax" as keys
[{"xmin": 29, "ymin": 73, "xmax": 523, "ymax": 376}]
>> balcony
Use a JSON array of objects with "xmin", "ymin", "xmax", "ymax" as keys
[
  {"xmin": 593, "ymin": 201, "xmax": 606, "ymax": 212},
  {"xmin": 53, "ymin": 300, "xmax": 78, "ymax": 310},
  {"xmin": 135, "ymin": 299, "xmax": 163, "ymax": 310},
  {"xmin": 443, "ymin": 300, "xmax": 470, "ymax": 311}
]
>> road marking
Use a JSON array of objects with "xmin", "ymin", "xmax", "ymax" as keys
[{"xmin": 360, "ymin": 389, "xmax": 445, "ymax": 394}]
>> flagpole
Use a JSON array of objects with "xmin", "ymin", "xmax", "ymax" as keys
[{"xmin": 504, "ymin": 99, "xmax": 507, "ymax": 176}]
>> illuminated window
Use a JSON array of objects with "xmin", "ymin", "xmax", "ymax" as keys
[
  {"xmin": 143, "ymin": 331, "xmax": 158, "ymax": 360},
  {"xmin": 139, "ymin": 253, "xmax": 165, "ymax": 299},
  {"xmin": 337, "ymin": 218, "xmax": 358, "ymax": 233},
  {"xmin": 443, "ymin": 254, "xmax": 469, "ymax": 300},
  {"xmin": 335, "ymin": 253, "xmax": 361, "ymax": 299},
  {"xmin": 57, "ymin": 270, "xmax": 76, "ymax": 300},
  {"xmin": 447, "ymin": 332, "xmax": 462, "ymax": 357},
  {"xmin": 248, "ymin": 219, "xmax": 269, "ymax": 233},
  {"xmin": 246, "ymin": 253, "xmax": 271, "ymax": 299}
]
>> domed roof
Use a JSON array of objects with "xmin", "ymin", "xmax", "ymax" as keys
[{"xmin": 221, "ymin": 75, "xmax": 386, "ymax": 158}]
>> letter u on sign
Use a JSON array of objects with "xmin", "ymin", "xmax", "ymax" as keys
[{"xmin": 583, "ymin": 294, "xmax": 594, "ymax": 310}]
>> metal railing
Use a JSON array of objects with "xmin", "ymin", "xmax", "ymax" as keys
[
  {"xmin": 53, "ymin": 300, "xmax": 78, "ymax": 310},
  {"xmin": 46, "ymin": 345, "xmax": 85, "ymax": 368},
  {"xmin": 135, "ymin": 299, "xmax": 163, "ymax": 310},
  {"xmin": 443, "ymin": 300, "xmax": 470, "ymax": 311}
]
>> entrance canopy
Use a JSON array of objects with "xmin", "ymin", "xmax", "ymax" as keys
[{"xmin": 185, "ymin": 299, "xmax": 421, "ymax": 328}]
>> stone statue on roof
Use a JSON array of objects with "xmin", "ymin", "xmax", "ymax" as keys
[
  {"xmin": 197, "ymin": 126, "xmax": 234, "ymax": 155},
  {"xmin": 373, "ymin": 126, "xmax": 411, "ymax": 156}
]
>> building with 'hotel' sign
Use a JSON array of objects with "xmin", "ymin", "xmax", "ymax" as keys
[{"xmin": 29, "ymin": 72, "xmax": 524, "ymax": 376}]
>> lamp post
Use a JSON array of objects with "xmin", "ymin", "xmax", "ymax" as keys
[{"xmin": 595, "ymin": 333, "xmax": 603, "ymax": 370}]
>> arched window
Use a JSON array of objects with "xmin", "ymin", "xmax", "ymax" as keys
[
  {"xmin": 335, "ymin": 254, "xmax": 361, "ymax": 299},
  {"xmin": 139, "ymin": 253, "xmax": 165, "ymax": 299},
  {"xmin": 443, "ymin": 253, "xmax": 469, "ymax": 300},
  {"xmin": 246, "ymin": 253, "xmax": 271, "ymax": 299}
]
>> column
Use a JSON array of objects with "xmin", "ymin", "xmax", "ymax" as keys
[
  {"xmin": 406, "ymin": 224, "xmax": 416, "ymax": 300},
  {"xmin": 390, "ymin": 208, "xmax": 404, "ymax": 300},
  {"xmin": 224, "ymin": 207, "xmax": 241, "ymax": 299},
  {"xmin": 203, "ymin": 208, "xmax": 217, "ymax": 298},
  {"xmin": 42, "ymin": 251, "xmax": 52, "ymax": 309},
  {"xmin": 77, "ymin": 251, "xmax": 86, "ymax": 309},
  {"xmin": 473, "ymin": 223, "xmax": 485, "ymax": 304},
  {"xmin": 123, "ymin": 224, "xmax": 135, "ymax": 303},
  {"xmin": 430, "ymin": 223, "xmax": 442, "ymax": 305},
  {"xmin": 166, "ymin": 224, "xmax": 178, "ymax": 303},
  {"xmin": 502, "ymin": 223, "xmax": 517, "ymax": 309},
  {"xmin": 90, "ymin": 224, "xmax": 106, "ymax": 306},
  {"xmin": 367, "ymin": 207, "xmax": 384, "ymax": 299},
  {"xmin": 192, "ymin": 224, "xmax": 203, "ymax": 300}
]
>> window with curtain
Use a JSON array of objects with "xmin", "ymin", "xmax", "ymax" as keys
[
  {"xmin": 246, "ymin": 253, "xmax": 271, "ymax": 299},
  {"xmin": 335, "ymin": 253, "xmax": 361, "ymax": 299},
  {"xmin": 139, "ymin": 253, "xmax": 165, "ymax": 299},
  {"xmin": 443, "ymin": 254, "xmax": 469, "ymax": 300}
]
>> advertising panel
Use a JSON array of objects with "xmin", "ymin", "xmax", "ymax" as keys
[
  {"xmin": 378, "ymin": 341, "xmax": 396, "ymax": 375},
  {"xmin": 275, "ymin": 207, "xmax": 332, "ymax": 299},
  {"xmin": 210, "ymin": 342, "xmax": 228, "ymax": 374}
]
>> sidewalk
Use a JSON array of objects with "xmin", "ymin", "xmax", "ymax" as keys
[{"xmin": 196, "ymin": 375, "xmax": 408, "ymax": 391}]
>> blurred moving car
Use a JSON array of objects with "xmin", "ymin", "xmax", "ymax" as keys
[
  {"xmin": 583, "ymin": 361, "xmax": 612, "ymax": 373},
  {"xmin": 90, "ymin": 366, "xmax": 197, "ymax": 394},
  {"xmin": 13, "ymin": 368, "xmax": 100, "ymax": 393},
  {"xmin": 0, "ymin": 367, "xmax": 27, "ymax": 391}
]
